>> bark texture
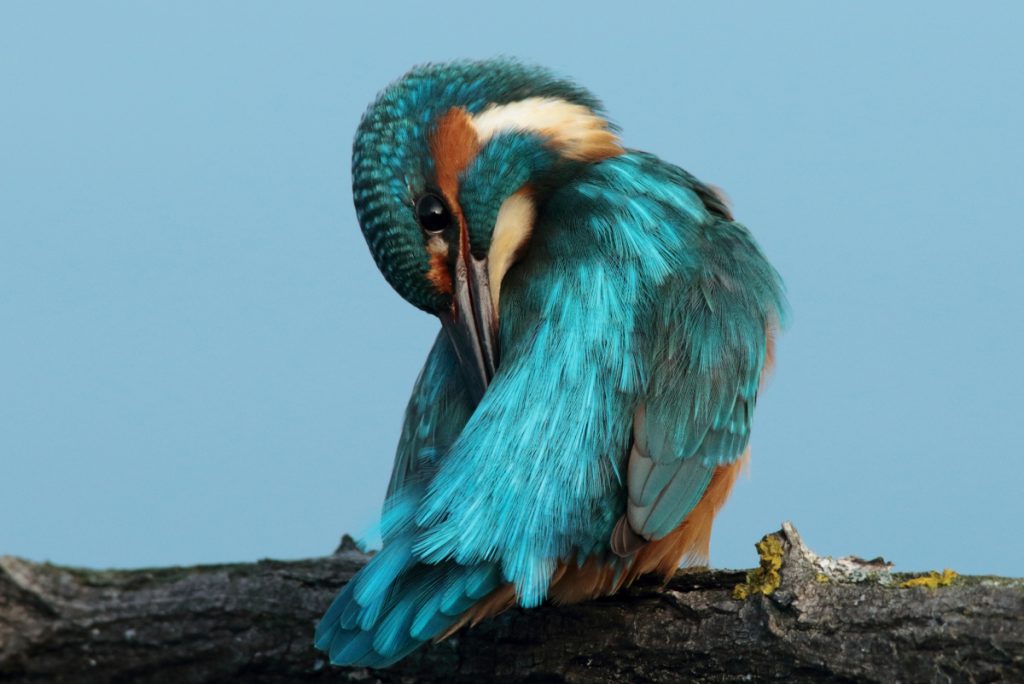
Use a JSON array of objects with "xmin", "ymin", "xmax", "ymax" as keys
[{"xmin": 1, "ymin": 523, "xmax": 1021, "ymax": 683}]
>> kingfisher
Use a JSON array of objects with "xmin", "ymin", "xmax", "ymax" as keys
[{"xmin": 315, "ymin": 59, "xmax": 786, "ymax": 667}]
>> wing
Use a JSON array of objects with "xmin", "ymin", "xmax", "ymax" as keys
[
  {"xmin": 383, "ymin": 331, "xmax": 475, "ymax": 521},
  {"xmin": 410, "ymin": 199, "xmax": 644, "ymax": 607},
  {"xmin": 315, "ymin": 332, "xmax": 492, "ymax": 667},
  {"xmin": 614, "ymin": 224, "xmax": 784, "ymax": 554}
]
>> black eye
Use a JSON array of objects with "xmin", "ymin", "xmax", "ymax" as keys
[{"xmin": 415, "ymin": 193, "xmax": 453, "ymax": 234}]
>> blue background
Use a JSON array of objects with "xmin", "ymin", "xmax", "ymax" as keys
[{"xmin": 2, "ymin": 2, "xmax": 1021, "ymax": 575}]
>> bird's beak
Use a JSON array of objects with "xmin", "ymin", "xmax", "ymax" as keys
[{"xmin": 440, "ymin": 228, "xmax": 499, "ymax": 403}]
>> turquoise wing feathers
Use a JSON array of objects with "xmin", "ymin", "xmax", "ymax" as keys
[
  {"xmin": 621, "ymin": 205, "xmax": 784, "ymax": 549},
  {"xmin": 385, "ymin": 331, "xmax": 475, "ymax": 505},
  {"xmin": 315, "ymin": 331, "xmax": 499, "ymax": 667}
]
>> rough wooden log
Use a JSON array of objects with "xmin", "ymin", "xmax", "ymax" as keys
[{"xmin": 1, "ymin": 523, "xmax": 1021, "ymax": 683}]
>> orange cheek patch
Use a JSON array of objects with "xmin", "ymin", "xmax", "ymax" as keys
[
  {"xmin": 426, "ymin": 249, "xmax": 452, "ymax": 295},
  {"xmin": 425, "ymin": 107, "xmax": 480, "ymax": 296},
  {"xmin": 429, "ymin": 107, "xmax": 480, "ymax": 211}
]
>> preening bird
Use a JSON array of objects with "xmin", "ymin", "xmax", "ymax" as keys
[{"xmin": 315, "ymin": 59, "xmax": 786, "ymax": 667}]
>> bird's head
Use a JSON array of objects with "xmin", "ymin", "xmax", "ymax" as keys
[{"xmin": 352, "ymin": 59, "xmax": 622, "ymax": 398}]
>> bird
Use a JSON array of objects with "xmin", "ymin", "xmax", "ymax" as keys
[{"xmin": 315, "ymin": 59, "xmax": 786, "ymax": 668}]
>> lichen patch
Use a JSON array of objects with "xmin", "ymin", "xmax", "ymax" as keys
[
  {"xmin": 900, "ymin": 568, "xmax": 959, "ymax": 589},
  {"xmin": 733, "ymin": 534, "xmax": 784, "ymax": 600}
]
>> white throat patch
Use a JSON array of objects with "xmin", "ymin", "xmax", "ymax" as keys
[{"xmin": 487, "ymin": 190, "xmax": 536, "ymax": 313}]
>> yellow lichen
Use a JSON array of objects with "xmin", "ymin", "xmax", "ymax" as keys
[
  {"xmin": 733, "ymin": 534, "xmax": 785, "ymax": 600},
  {"xmin": 900, "ymin": 568, "xmax": 958, "ymax": 589},
  {"xmin": 814, "ymin": 572, "xmax": 830, "ymax": 584}
]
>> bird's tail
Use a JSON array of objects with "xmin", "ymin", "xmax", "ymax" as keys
[{"xmin": 314, "ymin": 534, "xmax": 503, "ymax": 667}]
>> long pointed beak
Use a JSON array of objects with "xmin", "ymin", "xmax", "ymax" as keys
[{"xmin": 440, "ymin": 234, "xmax": 499, "ymax": 403}]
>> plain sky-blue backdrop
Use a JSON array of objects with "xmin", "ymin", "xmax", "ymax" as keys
[{"xmin": 2, "ymin": 2, "xmax": 1022, "ymax": 576}]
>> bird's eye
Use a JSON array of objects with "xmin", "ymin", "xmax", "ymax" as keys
[{"xmin": 415, "ymin": 193, "xmax": 453, "ymax": 234}]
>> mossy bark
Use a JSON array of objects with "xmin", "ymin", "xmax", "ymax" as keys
[{"xmin": 1, "ymin": 525, "xmax": 1021, "ymax": 683}]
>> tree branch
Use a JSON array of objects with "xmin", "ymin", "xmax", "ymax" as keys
[{"xmin": 2, "ymin": 524, "xmax": 1021, "ymax": 683}]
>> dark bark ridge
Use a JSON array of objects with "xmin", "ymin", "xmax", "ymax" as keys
[{"xmin": 1, "ymin": 523, "xmax": 1021, "ymax": 683}]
